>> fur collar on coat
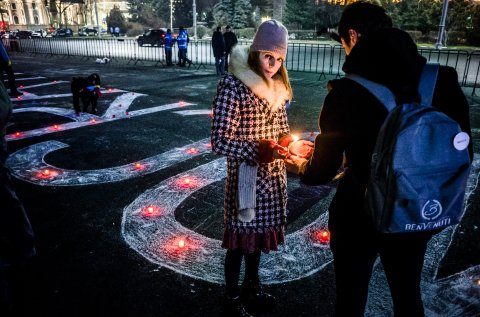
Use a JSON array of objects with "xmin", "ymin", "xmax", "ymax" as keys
[{"xmin": 229, "ymin": 45, "xmax": 290, "ymax": 112}]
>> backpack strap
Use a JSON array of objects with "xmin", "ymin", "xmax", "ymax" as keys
[
  {"xmin": 345, "ymin": 62, "xmax": 440, "ymax": 112},
  {"xmin": 418, "ymin": 63, "xmax": 439, "ymax": 107},
  {"xmin": 344, "ymin": 74, "xmax": 397, "ymax": 112}
]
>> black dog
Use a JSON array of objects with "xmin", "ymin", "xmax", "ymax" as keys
[{"xmin": 71, "ymin": 73, "xmax": 101, "ymax": 115}]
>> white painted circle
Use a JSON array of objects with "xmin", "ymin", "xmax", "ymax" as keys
[{"xmin": 453, "ymin": 132, "xmax": 470, "ymax": 151}]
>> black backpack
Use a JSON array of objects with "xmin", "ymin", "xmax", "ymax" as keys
[{"xmin": 346, "ymin": 64, "xmax": 471, "ymax": 233}]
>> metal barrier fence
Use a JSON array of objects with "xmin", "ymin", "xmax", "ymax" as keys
[{"xmin": 4, "ymin": 38, "xmax": 480, "ymax": 95}]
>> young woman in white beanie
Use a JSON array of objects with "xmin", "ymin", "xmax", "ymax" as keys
[{"xmin": 211, "ymin": 20, "xmax": 295, "ymax": 317}]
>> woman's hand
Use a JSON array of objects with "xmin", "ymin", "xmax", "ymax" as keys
[{"xmin": 288, "ymin": 140, "xmax": 314, "ymax": 158}]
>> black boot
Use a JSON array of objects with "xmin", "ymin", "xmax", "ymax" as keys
[
  {"xmin": 241, "ymin": 281, "xmax": 276, "ymax": 311},
  {"xmin": 223, "ymin": 295, "xmax": 253, "ymax": 317}
]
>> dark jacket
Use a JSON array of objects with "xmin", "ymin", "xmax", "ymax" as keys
[
  {"xmin": 0, "ymin": 81, "xmax": 36, "ymax": 264},
  {"xmin": 224, "ymin": 31, "xmax": 238, "ymax": 54},
  {"xmin": 298, "ymin": 28, "xmax": 472, "ymax": 233},
  {"xmin": 211, "ymin": 30, "xmax": 226, "ymax": 58}
]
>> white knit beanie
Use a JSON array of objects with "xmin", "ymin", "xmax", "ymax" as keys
[{"xmin": 250, "ymin": 20, "xmax": 288, "ymax": 59}]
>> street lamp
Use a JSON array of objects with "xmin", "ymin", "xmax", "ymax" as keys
[
  {"xmin": 170, "ymin": 0, "xmax": 173, "ymax": 30},
  {"xmin": 192, "ymin": 0, "xmax": 196, "ymax": 41},
  {"xmin": 435, "ymin": 0, "xmax": 449, "ymax": 50}
]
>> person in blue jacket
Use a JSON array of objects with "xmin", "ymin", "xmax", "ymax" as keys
[
  {"xmin": 0, "ymin": 42, "xmax": 22, "ymax": 97},
  {"xmin": 176, "ymin": 26, "xmax": 192, "ymax": 67},
  {"xmin": 164, "ymin": 29, "xmax": 175, "ymax": 66}
]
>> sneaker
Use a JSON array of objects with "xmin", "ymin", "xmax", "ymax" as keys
[{"xmin": 223, "ymin": 295, "xmax": 253, "ymax": 317}]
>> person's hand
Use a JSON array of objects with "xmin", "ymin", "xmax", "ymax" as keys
[
  {"xmin": 273, "ymin": 144, "xmax": 288, "ymax": 160},
  {"xmin": 278, "ymin": 134, "xmax": 294, "ymax": 148},
  {"xmin": 259, "ymin": 140, "xmax": 288, "ymax": 162},
  {"xmin": 284, "ymin": 155, "xmax": 307, "ymax": 174},
  {"xmin": 288, "ymin": 140, "xmax": 314, "ymax": 158}
]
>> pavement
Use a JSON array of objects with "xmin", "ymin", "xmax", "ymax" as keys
[{"xmin": 4, "ymin": 54, "xmax": 480, "ymax": 317}]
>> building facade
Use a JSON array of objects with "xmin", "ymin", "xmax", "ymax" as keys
[{"xmin": 0, "ymin": 0, "xmax": 129, "ymax": 32}]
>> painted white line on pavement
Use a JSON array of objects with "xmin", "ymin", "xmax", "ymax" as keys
[
  {"xmin": 10, "ymin": 88, "xmax": 127, "ymax": 102},
  {"xmin": 121, "ymin": 157, "xmax": 334, "ymax": 285},
  {"xmin": 6, "ymin": 138, "xmax": 212, "ymax": 186},
  {"xmin": 13, "ymin": 107, "xmax": 98, "ymax": 122},
  {"xmin": 12, "ymin": 76, "xmax": 46, "ymax": 81},
  {"xmin": 18, "ymin": 81, "xmax": 70, "ymax": 89},
  {"xmin": 6, "ymin": 101, "xmax": 194, "ymax": 141},
  {"xmin": 173, "ymin": 110, "xmax": 213, "ymax": 116}
]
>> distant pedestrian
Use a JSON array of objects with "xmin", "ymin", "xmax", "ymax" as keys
[
  {"xmin": 0, "ymin": 41, "xmax": 22, "ymax": 97},
  {"xmin": 176, "ymin": 26, "xmax": 192, "ymax": 67},
  {"xmin": 164, "ymin": 29, "xmax": 174, "ymax": 66},
  {"xmin": 223, "ymin": 25, "xmax": 238, "ymax": 73},
  {"xmin": 211, "ymin": 26, "xmax": 226, "ymax": 75},
  {"xmin": 0, "ymin": 80, "xmax": 36, "ymax": 315},
  {"xmin": 211, "ymin": 20, "xmax": 292, "ymax": 317}
]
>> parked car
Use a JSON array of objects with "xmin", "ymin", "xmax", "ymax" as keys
[
  {"xmin": 2, "ymin": 30, "xmax": 32, "ymax": 39},
  {"xmin": 52, "ymin": 28, "xmax": 73, "ymax": 37},
  {"xmin": 136, "ymin": 29, "xmax": 166, "ymax": 47},
  {"xmin": 79, "ymin": 26, "xmax": 98, "ymax": 36},
  {"xmin": 31, "ymin": 29, "xmax": 47, "ymax": 38}
]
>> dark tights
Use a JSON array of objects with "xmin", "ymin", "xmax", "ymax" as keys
[{"xmin": 224, "ymin": 249, "xmax": 261, "ymax": 297}]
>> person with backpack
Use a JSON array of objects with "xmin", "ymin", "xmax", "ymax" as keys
[{"xmin": 284, "ymin": 2, "xmax": 472, "ymax": 317}]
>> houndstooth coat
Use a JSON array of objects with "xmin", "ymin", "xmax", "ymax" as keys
[{"xmin": 211, "ymin": 45, "xmax": 291, "ymax": 235}]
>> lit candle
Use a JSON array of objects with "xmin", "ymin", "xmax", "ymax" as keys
[
  {"xmin": 42, "ymin": 169, "xmax": 50, "ymax": 176},
  {"xmin": 135, "ymin": 163, "xmax": 142, "ymax": 170},
  {"xmin": 292, "ymin": 134, "xmax": 299, "ymax": 142},
  {"xmin": 178, "ymin": 239, "xmax": 185, "ymax": 248},
  {"xmin": 90, "ymin": 119, "xmax": 96, "ymax": 124}
]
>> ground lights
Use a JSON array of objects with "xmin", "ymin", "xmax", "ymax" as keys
[
  {"xmin": 186, "ymin": 147, "xmax": 198, "ymax": 154},
  {"xmin": 37, "ymin": 168, "xmax": 59, "ymax": 179},
  {"xmin": 313, "ymin": 229, "xmax": 330, "ymax": 244},
  {"xmin": 142, "ymin": 205, "xmax": 162, "ymax": 218}
]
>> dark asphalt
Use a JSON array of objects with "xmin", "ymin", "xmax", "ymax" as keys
[{"xmin": 4, "ymin": 53, "xmax": 480, "ymax": 317}]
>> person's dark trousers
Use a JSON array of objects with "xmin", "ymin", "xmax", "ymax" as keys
[
  {"xmin": 379, "ymin": 232, "xmax": 432, "ymax": 317},
  {"xmin": 0, "ymin": 157, "xmax": 35, "ymax": 317},
  {"xmin": 179, "ymin": 49, "xmax": 191, "ymax": 67},
  {"xmin": 215, "ymin": 56, "xmax": 225, "ymax": 75},
  {"xmin": 0, "ymin": 64, "xmax": 19, "ymax": 94},
  {"xmin": 225, "ymin": 54, "xmax": 230, "ymax": 72},
  {"xmin": 178, "ymin": 49, "xmax": 185, "ymax": 66},
  {"xmin": 165, "ymin": 49, "xmax": 172, "ymax": 65},
  {"xmin": 330, "ymin": 227, "xmax": 432, "ymax": 317},
  {"xmin": 72, "ymin": 92, "xmax": 82, "ymax": 114},
  {"xmin": 225, "ymin": 248, "xmax": 244, "ymax": 297}
]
